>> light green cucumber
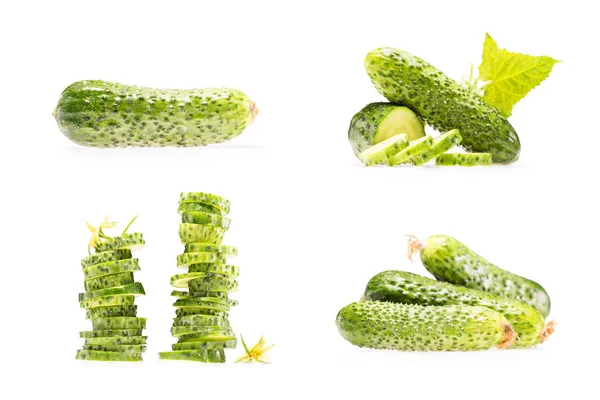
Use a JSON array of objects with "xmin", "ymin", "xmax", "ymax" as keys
[
  {"xmin": 170, "ymin": 272, "xmax": 209, "ymax": 288},
  {"xmin": 173, "ymin": 299, "xmax": 231, "ymax": 312},
  {"xmin": 80, "ymin": 295, "xmax": 135, "ymax": 309},
  {"xmin": 171, "ymin": 293, "xmax": 238, "ymax": 307},
  {"xmin": 54, "ymin": 81, "xmax": 257, "ymax": 148},
  {"xmin": 179, "ymin": 223, "xmax": 226, "ymax": 245},
  {"xmin": 187, "ymin": 263, "xmax": 240, "ymax": 277},
  {"xmin": 173, "ymin": 314, "xmax": 228, "ymax": 327},
  {"xmin": 181, "ymin": 212, "xmax": 230, "ymax": 229},
  {"xmin": 76, "ymin": 349, "xmax": 143, "ymax": 362},
  {"xmin": 336, "ymin": 301, "xmax": 516, "ymax": 351},
  {"xmin": 409, "ymin": 129, "xmax": 462, "ymax": 165},
  {"xmin": 177, "ymin": 202, "xmax": 224, "ymax": 216},
  {"xmin": 80, "ymin": 329, "xmax": 144, "ymax": 338},
  {"xmin": 82, "ymin": 344, "xmax": 146, "ymax": 353},
  {"xmin": 189, "ymin": 274, "xmax": 238, "ymax": 292},
  {"xmin": 86, "ymin": 305, "xmax": 138, "ymax": 319},
  {"xmin": 358, "ymin": 133, "xmax": 409, "ymax": 166},
  {"xmin": 91, "ymin": 317, "xmax": 146, "ymax": 330},
  {"xmin": 183, "ymin": 243, "xmax": 238, "ymax": 257},
  {"xmin": 79, "ymin": 282, "xmax": 145, "ymax": 302},
  {"xmin": 84, "ymin": 336, "xmax": 147, "ymax": 346},
  {"xmin": 95, "ymin": 233, "xmax": 145, "ymax": 252},
  {"xmin": 159, "ymin": 349, "xmax": 226, "ymax": 363},
  {"xmin": 170, "ymin": 290, "xmax": 229, "ymax": 299},
  {"xmin": 83, "ymin": 258, "xmax": 140, "ymax": 280},
  {"xmin": 348, "ymin": 103, "xmax": 425, "ymax": 157},
  {"xmin": 386, "ymin": 136, "xmax": 434, "ymax": 166},
  {"xmin": 410, "ymin": 235, "xmax": 551, "ymax": 317},
  {"xmin": 172, "ymin": 340, "xmax": 237, "ymax": 350},
  {"xmin": 176, "ymin": 253, "xmax": 227, "ymax": 268},
  {"xmin": 177, "ymin": 330, "xmax": 236, "ymax": 343},
  {"xmin": 84, "ymin": 272, "xmax": 134, "ymax": 292},
  {"xmin": 436, "ymin": 153, "xmax": 492, "ymax": 166},
  {"xmin": 175, "ymin": 308, "xmax": 228, "ymax": 318},
  {"xmin": 81, "ymin": 249, "xmax": 132, "ymax": 268},
  {"xmin": 179, "ymin": 192, "xmax": 230, "ymax": 213},
  {"xmin": 171, "ymin": 325, "xmax": 232, "ymax": 337}
]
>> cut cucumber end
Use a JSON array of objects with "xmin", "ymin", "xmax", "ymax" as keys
[{"xmin": 374, "ymin": 107, "xmax": 425, "ymax": 143}]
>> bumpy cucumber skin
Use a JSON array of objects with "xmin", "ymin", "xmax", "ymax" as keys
[
  {"xmin": 80, "ymin": 295, "xmax": 135, "ymax": 309},
  {"xmin": 420, "ymin": 235, "xmax": 551, "ymax": 317},
  {"xmin": 410, "ymin": 129, "xmax": 462, "ymax": 166},
  {"xmin": 83, "ymin": 258, "xmax": 140, "ymax": 280},
  {"xmin": 189, "ymin": 274, "xmax": 238, "ymax": 292},
  {"xmin": 172, "ymin": 340, "xmax": 237, "ymax": 350},
  {"xmin": 336, "ymin": 301, "xmax": 512, "ymax": 351},
  {"xmin": 178, "ymin": 202, "xmax": 224, "ymax": 216},
  {"xmin": 179, "ymin": 223, "xmax": 226, "ymax": 245},
  {"xmin": 159, "ymin": 349, "xmax": 226, "ymax": 363},
  {"xmin": 79, "ymin": 282, "xmax": 145, "ymax": 301},
  {"xmin": 436, "ymin": 153, "xmax": 492, "ymax": 166},
  {"xmin": 91, "ymin": 317, "xmax": 146, "ymax": 330},
  {"xmin": 187, "ymin": 263, "xmax": 240, "ymax": 277},
  {"xmin": 95, "ymin": 233, "xmax": 145, "ymax": 252},
  {"xmin": 84, "ymin": 272, "xmax": 134, "ymax": 292},
  {"xmin": 76, "ymin": 350, "xmax": 143, "ymax": 362},
  {"xmin": 183, "ymin": 243, "xmax": 238, "ymax": 256},
  {"xmin": 82, "ymin": 344, "xmax": 147, "ymax": 353},
  {"xmin": 84, "ymin": 336, "xmax": 147, "ymax": 346},
  {"xmin": 81, "ymin": 249, "xmax": 132, "ymax": 268},
  {"xmin": 86, "ymin": 305, "xmax": 138, "ymax": 319},
  {"xmin": 177, "ymin": 252, "xmax": 228, "ymax": 267},
  {"xmin": 179, "ymin": 192, "xmax": 230, "ymax": 213},
  {"xmin": 365, "ymin": 48, "xmax": 521, "ymax": 163},
  {"xmin": 175, "ymin": 308, "xmax": 229, "ymax": 318},
  {"xmin": 80, "ymin": 329, "xmax": 144, "ymax": 338},
  {"xmin": 54, "ymin": 80, "xmax": 257, "ymax": 148},
  {"xmin": 364, "ymin": 271, "xmax": 545, "ymax": 348}
]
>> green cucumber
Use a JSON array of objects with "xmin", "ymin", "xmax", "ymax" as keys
[
  {"xmin": 172, "ymin": 340, "xmax": 237, "ymax": 350},
  {"xmin": 95, "ymin": 233, "xmax": 145, "ymax": 252},
  {"xmin": 82, "ymin": 344, "xmax": 147, "ymax": 353},
  {"xmin": 176, "ymin": 253, "xmax": 228, "ymax": 268},
  {"xmin": 409, "ymin": 235, "xmax": 551, "ymax": 317},
  {"xmin": 81, "ymin": 249, "xmax": 132, "ymax": 268},
  {"xmin": 84, "ymin": 272, "xmax": 134, "ymax": 292},
  {"xmin": 170, "ymin": 290, "xmax": 229, "ymax": 299},
  {"xmin": 84, "ymin": 336, "xmax": 147, "ymax": 346},
  {"xmin": 179, "ymin": 192, "xmax": 230, "ymax": 213},
  {"xmin": 80, "ymin": 329, "xmax": 144, "ymax": 338},
  {"xmin": 179, "ymin": 223, "xmax": 226, "ymax": 245},
  {"xmin": 76, "ymin": 350, "xmax": 143, "ymax": 362},
  {"xmin": 170, "ymin": 272, "xmax": 209, "ymax": 288},
  {"xmin": 188, "ymin": 274, "xmax": 238, "ymax": 292},
  {"xmin": 358, "ymin": 133, "xmax": 410, "ymax": 166},
  {"xmin": 187, "ymin": 263, "xmax": 240, "ymax": 277},
  {"xmin": 83, "ymin": 258, "xmax": 140, "ymax": 280},
  {"xmin": 409, "ymin": 129, "xmax": 462, "ymax": 165},
  {"xmin": 171, "ymin": 325, "xmax": 232, "ymax": 337},
  {"xmin": 91, "ymin": 317, "xmax": 146, "ymax": 330},
  {"xmin": 86, "ymin": 305, "xmax": 138, "ymax": 319},
  {"xmin": 436, "ymin": 153, "xmax": 492, "ymax": 166},
  {"xmin": 80, "ymin": 295, "xmax": 135, "ymax": 309},
  {"xmin": 175, "ymin": 308, "xmax": 228, "ymax": 318},
  {"xmin": 181, "ymin": 212, "xmax": 230, "ymax": 229},
  {"xmin": 173, "ymin": 314, "xmax": 228, "ymax": 327},
  {"xmin": 159, "ymin": 349, "xmax": 226, "ymax": 363},
  {"xmin": 364, "ymin": 48, "xmax": 520, "ymax": 163},
  {"xmin": 336, "ymin": 301, "xmax": 515, "ymax": 351},
  {"xmin": 54, "ymin": 81, "xmax": 257, "ymax": 148},
  {"xmin": 348, "ymin": 103, "xmax": 425, "ymax": 157},
  {"xmin": 173, "ymin": 299, "xmax": 231, "ymax": 312},
  {"xmin": 364, "ymin": 271, "xmax": 552, "ymax": 347},
  {"xmin": 177, "ymin": 202, "xmax": 224, "ymax": 216},
  {"xmin": 177, "ymin": 331, "xmax": 236, "ymax": 343},
  {"xmin": 183, "ymin": 243, "xmax": 238, "ymax": 257},
  {"xmin": 79, "ymin": 282, "xmax": 145, "ymax": 301},
  {"xmin": 171, "ymin": 293, "xmax": 238, "ymax": 307},
  {"xmin": 387, "ymin": 136, "xmax": 434, "ymax": 166}
]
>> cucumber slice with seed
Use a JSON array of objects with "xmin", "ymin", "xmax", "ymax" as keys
[
  {"xmin": 81, "ymin": 249, "xmax": 132, "ymax": 268},
  {"xmin": 76, "ymin": 350, "xmax": 142, "ymax": 362},
  {"xmin": 80, "ymin": 329, "xmax": 144, "ymax": 338},
  {"xmin": 82, "ymin": 344, "xmax": 147, "ymax": 353},
  {"xmin": 86, "ymin": 305, "xmax": 138, "ymax": 319},
  {"xmin": 172, "ymin": 340, "xmax": 237, "ymax": 350},
  {"xmin": 170, "ymin": 290, "xmax": 229, "ymax": 299},
  {"xmin": 170, "ymin": 272, "xmax": 209, "ymax": 288},
  {"xmin": 173, "ymin": 299, "xmax": 231, "ymax": 312},
  {"xmin": 436, "ymin": 153, "xmax": 493, "ymax": 166},
  {"xmin": 177, "ymin": 202, "xmax": 224, "ymax": 216},
  {"xmin": 80, "ymin": 295, "xmax": 135, "ymax": 309},
  {"xmin": 358, "ymin": 133, "xmax": 410, "ymax": 166},
  {"xmin": 159, "ymin": 348, "xmax": 225, "ymax": 363},
  {"xmin": 175, "ymin": 308, "xmax": 228, "ymax": 318},
  {"xmin": 179, "ymin": 192, "xmax": 230, "ymax": 213},
  {"xmin": 189, "ymin": 274, "xmax": 238, "ymax": 292},
  {"xmin": 176, "ymin": 253, "xmax": 227, "ymax": 268},
  {"xmin": 410, "ymin": 129, "xmax": 462, "ymax": 165},
  {"xmin": 179, "ymin": 223, "xmax": 226, "ymax": 244},
  {"xmin": 79, "ymin": 282, "xmax": 145, "ymax": 302},
  {"xmin": 83, "ymin": 259, "xmax": 140, "ymax": 280},
  {"xmin": 85, "ymin": 336, "xmax": 147, "ymax": 346},
  {"xmin": 84, "ymin": 272, "xmax": 134, "ymax": 292},
  {"xmin": 173, "ymin": 314, "xmax": 228, "ymax": 327},
  {"xmin": 177, "ymin": 330, "xmax": 236, "ymax": 343},
  {"xmin": 183, "ymin": 243, "xmax": 238, "ymax": 257},
  {"xmin": 387, "ymin": 136, "xmax": 434, "ymax": 166},
  {"xmin": 187, "ymin": 263, "xmax": 240, "ymax": 277},
  {"xmin": 95, "ymin": 233, "xmax": 145, "ymax": 252},
  {"xmin": 172, "ymin": 296, "xmax": 236, "ymax": 307},
  {"xmin": 171, "ymin": 325, "xmax": 231, "ymax": 337},
  {"xmin": 91, "ymin": 317, "xmax": 146, "ymax": 330},
  {"xmin": 181, "ymin": 212, "xmax": 230, "ymax": 229}
]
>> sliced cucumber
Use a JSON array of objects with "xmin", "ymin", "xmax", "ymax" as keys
[
  {"xmin": 84, "ymin": 272, "xmax": 134, "ymax": 292},
  {"xmin": 171, "ymin": 325, "xmax": 231, "ymax": 337},
  {"xmin": 173, "ymin": 315, "xmax": 228, "ymax": 327},
  {"xmin": 436, "ymin": 153, "xmax": 493, "ymax": 166},
  {"xmin": 172, "ymin": 340, "xmax": 237, "ymax": 350},
  {"xmin": 81, "ymin": 249, "xmax": 132, "ymax": 268},
  {"xmin": 79, "ymin": 282, "xmax": 145, "ymax": 302},
  {"xmin": 85, "ymin": 336, "xmax": 147, "ymax": 346},
  {"xmin": 170, "ymin": 290, "xmax": 229, "ymax": 299},
  {"xmin": 80, "ymin": 295, "xmax": 135, "ymax": 309},
  {"xmin": 177, "ymin": 202, "xmax": 224, "ymax": 216},
  {"xmin": 86, "ymin": 305, "xmax": 138, "ymax": 319},
  {"xmin": 183, "ymin": 243, "xmax": 238, "ymax": 257},
  {"xmin": 181, "ymin": 212, "xmax": 231, "ymax": 229},
  {"xmin": 79, "ymin": 329, "xmax": 144, "ymax": 338},
  {"xmin": 177, "ymin": 330, "xmax": 236, "ymax": 343},
  {"xmin": 175, "ymin": 308, "xmax": 229, "ymax": 318},
  {"xmin": 91, "ymin": 317, "xmax": 146, "ymax": 330},
  {"xmin": 173, "ymin": 299, "xmax": 231, "ymax": 312},
  {"xmin": 358, "ymin": 133, "xmax": 410, "ymax": 166},
  {"xmin": 188, "ymin": 274, "xmax": 238, "ymax": 292},
  {"xmin": 179, "ymin": 223, "xmax": 226, "ymax": 245},
  {"xmin": 83, "ymin": 258, "xmax": 140, "ymax": 280},
  {"xmin": 170, "ymin": 272, "xmax": 209, "ymax": 288},
  {"xmin": 76, "ymin": 350, "xmax": 142, "ymax": 362},
  {"xmin": 95, "ymin": 233, "xmax": 145, "ymax": 252},
  {"xmin": 410, "ymin": 129, "xmax": 462, "ymax": 165},
  {"xmin": 82, "ymin": 344, "xmax": 147, "ymax": 353},
  {"xmin": 159, "ymin": 348, "xmax": 225, "ymax": 363},
  {"xmin": 171, "ymin": 292, "xmax": 237, "ymax": 306},
  {"xmin": 179, "ymin": 192, "xmax": 230, "ymax": 214},
  {"xmin": 176, "ymin": 253, "xmax": 227, "ymax": 268},
  {"xmin": 387, "ymin": 136, "xmax": 434, "ymax": 166},
  {"xmin": 187, "ymin": 263, "xmax": 240, "ymax": 277}
]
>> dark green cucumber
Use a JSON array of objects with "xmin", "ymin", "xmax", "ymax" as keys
[
  {"xmin": 172, "ymin": 339, "xmax": 237, "ymax": 350},
  {"xmin": 179, "ymin": 223, "xmax": 226, "ymax": 245},
  {"xmin": 54, "ymin": 81, "xmax": 257, "ymax": 148},
  {"xmin": 91, "ymin": 317, "xmax": 146, "ymax": 330},
  {"xmin": 176, "ymin": 253, "xmax": 228, "ymax": 268},
  {"xmin": 348, "ymin": 102, "xmax": 425, "ymax": 157},
  {"xmin": 76, "ymin": 350, "xmax": 143, "ymax": 362},
  {"xmin": 83, "ymin": 258, "xmax": 140, "ymax": 280},
  {"xmin": 159, "ymin": 349, "xmax": 226, "ymax": 363},
  {"xmin": 95, "ymin": 233, "xmax": 145, "ymax": 252},
  {"xmin": 365, "ymin": 48, "xmax": 521, "ymax": 163},
  {"xmin": 79, "ymin": 329, "xmax": 144, "ymax": 338},
  {"xmin": 409, "ymin": 235, "xmax": 551, "ymax": 317},
  {"xmin": 364, "ymin": 271, "xmax": 552, "ymax": 347},
  {"xmin": 181, "ymin": 212, "xmax": 230, "ymax": 229},
  {"xmin": 336, "ymin": 301, "xmax": 515, "ymax": 351},
  {"xmin": 81, "ymin": 249, "xmax": 132, "ymax": 268},
  {"xmin": 82, "ymin": 344, "xmax": 146, "ymax": 353},
  {"xmin": 183, "ymin": 243, "xmax": 238, "ymax": 257},
  {"xmin": 84, "ymin": 336, "xmax": 147, "ymax": 346},
  {"xmin": 436, "ymin": 153, "xmax": 492, "ymax": 166},
  {"xmin": 79, "ymin": 282, "xmax": 145, "ymax": 301},
  {"xmin": 80, "ymin": 295, "xmax": 135, "ymax": 309},
  {"xmin": 84, "ymin": 272, "xmax": 134, "ymax": 292},
  {"xmin": 86, "ymin": 305, "xmax": 138, "ymax": 319}
]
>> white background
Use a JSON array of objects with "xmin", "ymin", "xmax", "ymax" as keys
[{"xmin": 1, "ymin": 0, "xmax": 598, "ymax": 398}]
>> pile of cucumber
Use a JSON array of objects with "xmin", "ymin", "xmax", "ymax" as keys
[
  {"xmin": 159, "ymin": 193, "xmax": 240, "ymax": 363},
  {"xmin": 76, "ymin": 228, "xmax": 148, "ymax": 361},
  {"xmin": 336, "ymin": 235, "xmax": 555, "ymax": 351}
]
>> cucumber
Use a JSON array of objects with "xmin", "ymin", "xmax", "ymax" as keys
[
  {"xmin": 364, "ymin": 48, "xmax": 521, "ymax": 163},
  {"xmin": 187, "ymin": 263, "xmax": 240, "ymax": 277},
  {"xmin": 159, "ymin": 349, "xmax": 226, "ymax": 363},
  {"xmin": 81, "ymin": 249, "xmax": 132, "ymax": 268},
  {"xmin": 170, "ymin": 290, "xmax": 229, "ymax": 299},
  {"xmin": 79, "ymin": 282, "xmax": 145, "ymax": 301},
  {"xmin": 91, "ymin": 317, "xmax": 146, "ymax": 330},
  {"xmin": 84, "ymin": 272, "xmax": 134, "ymax": 292},
  {"xmin": 436, "ymin": 153, "xmax": 492, "ymax": 166},
  {"xmin": 173, "ymin": 299, "xmax": 231, "ymax": 311},
  {"xmin": 176, "ymin": 253, "xmax": 228, "ymax": 268},
  {"xmin": 189, "ymin": 274, "xmax": 238, "ymax": 292},
  {"xmin": 364, "ymin": 271, "xmax": 551, "ymax": 348},
  {"xmin": 95, "ymin": 233, "xmax": 145, "ymax": 252},
  {"xmin": 172, "ymin": 340, "xmax": 237, "ymax": 350},
  {"xmin": 336, "ymin": 301, "xmax": 516, "ymax": 351},
  {"xmin": 171, "ymin": 325, "xmax": 232, "ymax": 337},
  {"xmin": 171, "ymin": 294, "xmax": 238, "ymax": 307},
  {"xmin": 179, "ymin": 223, "xmax": 226, "ymax": 245},
  {"xmin": 177, "ymin": 202, "xmax": 224, "ymax": 216},
  {"xmin": 84, "ymin": 336, "xmax": 147, "ymax": 346},
  {"xmin": 86, "ymin": 305, "xmax": 138, "ymax": 319},
  {"xmin": 181, "ymin": 212, "xmax": 230, "ymax": 229},
  {"xmin": 183, "ymin": 243, "xmax": 238, "ymax": 257},
  {"xmin": 79, "ymin": 295, "xmax": 135, "ymax": 309},
  {"xmin": 173, "ymin": 314, "xmax": 228, "ymax": 327},
  {"xmin": 409, "ymin": 235, "xmax": 551, "ymax": 317},
  {"xmin": 179, "ymin": 192, "xmax": 231, "ymax": 213},
  {"xmin": 80, "ymin": 329, "xmax": 144, "ymax": 338},
  {"xmin": 348, "ymin": 103, "xmax": 425, "ymax": 157},
  {"xmin": 54, "ymin": 81, "xmax": 257, "ymax": 148},
  {"xmin": 170, "ymin": 272, "xmax": 209, "ymax": 288},
  {"xmin": 175, "ymin": 308, "xmax": 228, "ymax": 318},
  {"xmin": 358, "ymin": 133, "xmax": 410, "ymax": 166},
  {"xmin": 387, "ymin": 136, "xmax": 434, "ymax": 166},
  {"xmin": 76, "ymin": 349, "xmax": 143, "ymax": 362},
  {"xmin": 409, "ymin": 129, "xmax": 462, "ymax": 166},
  {"xmin": 177, "ymin": 331, "xmax": 236, "ymax": 343},
  {"xmin": 82, "ymin": 344, "xmax": 147, "ymax": 353},
  {"xmin": 83, "ymin": 258, "xmax": 140, "ymax": 280}
]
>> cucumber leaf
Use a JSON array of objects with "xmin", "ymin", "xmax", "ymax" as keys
[{"xmin": 478, "ymin": 33, "xmax": 560, "ymax": 117}]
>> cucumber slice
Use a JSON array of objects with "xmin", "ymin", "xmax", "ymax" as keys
[
  {"xmin": 86, "ymin": 305, "xmax": 138, "ymax": 319},
  {"xmin": 410, "ymin": 129, "xmax": 463, "ymax": 165},
  {"xmin": 176, "ymin": 253, "xmax": 227, "ymax": 268},
  {"xmin": 173, "ymin": 315, "xmax": 228, "ymax": 327},
  {"xmin": 188, "ymin": 274, "xmax": 238, "ymax": 292},
  {"xmin": 172, "ymin": 340, "xmax": 237, "ymax": 351},
  {"xmin": 175, "ymin": 308, "xmax": 228, "ymax": 318},
  {"xmin": 183, "ymin": 243, "xmax": 238, "ymax": 257},
  {"xmin": 84, "ymin": 272, "xmax": 134, "ymax": 292},
  {"xmin": 179, "ymin": 192, "xmax": 230, "ymax": 214},
  {"xmin": 177, "ymin": 330, "xmax": 236, "ymax": 343},
  {"xmin": 187, "ymin": 263, "xmax": 240, "ymax": 277},
  {"xmin": 179, "ymin": 223, "xmax": 226, "ymax": 245},
  {"xmin": 95, "ymin": 233, "xmax": 145, "ymax": 252},
  {"xmin": 170, "ymin": 290, "xmax": 229, "ymax": 299},
  {"xmin": 79, "ymin": 329, "xmax": 144, "ymax": 338},
  {"xmin": 76, "ymin": 350, "xmax": 142, "ymax": 362},
  {"xmin": 171, "ymin": 295, "xmax": 238, "ymax": 307},
  {"xmin": 170, "ymin": 272, "xmax": 209, "ymax": 288},
  {"xmin": 159, "ymin": 348, "xmax": 225, "ymax": 363},
  {"xmin": 172, "ymin": 325, "xmax": 233, "ymax": 338},
  {"xmin": 80, "ymin": 295, "xmax": 135, "ymax": 309},
  {"xmin": 387, "ymin": 136, "xmax": 434, "ymax": 166},
  {"xmin": 173, "ymin": 299, "xmax": 231, "ymax": 312},
  {"xmin": 81, "ymin": 249, "xmax": 132, "ymax": 268},
  {"xmin": 358, "ymin": 133, "xmax": 410, "ymax": 166},
  {"xmin": 82, "ymin": 344, "xmax": 147, "ymax": 353},
  {"xmin": 84, "ymin": 336, "xmax": 147, "ymax": 346},
  {"xmin": 177, "ymin": 202, "xmax": 224, "ymax": 216},
  {"xmin": 91, "ymin": 317, "xmax": 146, "ymax": 330},
  {"xmin": 436, "ymin": 153, "xmax": 493, "ymax": 166},
  {"xmin": 79, "ymin": 282, "xmax": 145, "ymax": 302},
  {"xmin": 83, "ymin": 258, "xmax": 140, "ymax": 280},
  {"xmin": 181, "ymin": 212, "xmax": 231, "ymax": 229}
]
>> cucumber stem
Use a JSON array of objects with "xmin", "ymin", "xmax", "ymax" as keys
[
  {"xmin": 539, "ymin": 320, "xmax": 557, "ymax": 344},
  {"xmin": 122, "ymin": 215, "xmax": 139, "ymax": 235},
  {"xmin": 406, "ymin": 234, "xmax": 424, "ymax": 262},
  {"xmin": 498, "ymin": 323, "xmax": 517, "ymax": 349}
]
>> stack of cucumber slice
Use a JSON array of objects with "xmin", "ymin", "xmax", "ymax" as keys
[
  {"xmin": 159, "ymin": 192, "xmax": 239, "ymax": 363},
  {"xmin": 77, "ymin": 230, "xmax": 148, "ymax": 361}
]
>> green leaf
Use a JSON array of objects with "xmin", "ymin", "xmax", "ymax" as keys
[{"xmin": 478, "ymin": 33, "xmax": 560, "ymax": 117}]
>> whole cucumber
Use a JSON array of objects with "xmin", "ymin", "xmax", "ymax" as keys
[
  {"xmin": 364, "ymin": 271, "xmax": 554, "ymax": 347},
  {"xmin": 364, "ymin": 48, "xmax": 520, "ymax": 163},
  {"xmin": 409, "ymin": 235, "xmax": 551, "ymax": 317},
  {"xmin": 54, "ymin": 80, "xmax": 258, "ymax": 147},
  {"xmin": 336, "ymin": 301, "xmax": 516, "ymax": 351}
]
